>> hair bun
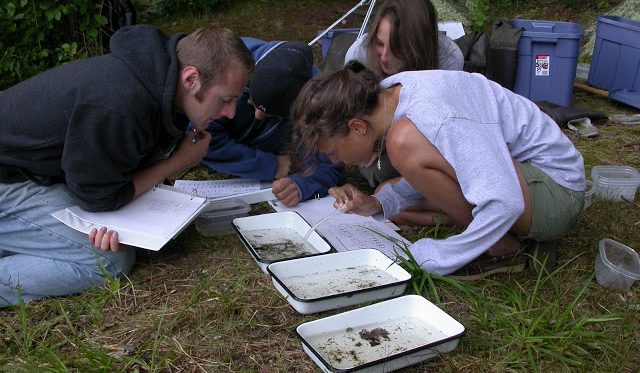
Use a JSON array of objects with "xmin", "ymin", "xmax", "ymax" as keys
[{"xmin": 345, "ymin": 60, "xmax": 367, "ymax": 73}]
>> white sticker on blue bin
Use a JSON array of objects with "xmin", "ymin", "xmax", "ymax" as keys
[{"xmin": 535, "ymin": 54, "xmax": 550, "ymax": 76}]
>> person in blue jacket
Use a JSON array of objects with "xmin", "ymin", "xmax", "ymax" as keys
[{"xmin": 201, "ymin": 38, "xmax": 342, "ymax": 207}]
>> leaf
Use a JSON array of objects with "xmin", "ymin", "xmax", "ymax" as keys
[
  {"xmin": 94, "ymin": 14, "xmax": 108, "ymax": 26},
  {"xmin": 7, "ymin": 3, "xmax": 16, "ymax": 18}
]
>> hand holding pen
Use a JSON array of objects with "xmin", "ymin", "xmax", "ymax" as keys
[
  {"xmin": 328, "ymin": 183, "xmax": 383, "ymax": 217},
  {"xmin": 171, "ymin": 129, "xmax": 211, "ymax": 170},
  {"xmin": 191, "ymin": 128, "xmax": 203, "ymax": 143}
]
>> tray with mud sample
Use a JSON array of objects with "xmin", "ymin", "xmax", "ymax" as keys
[
  {"xmin": 296, "ymin": 295, "xmax": 465, "ymax": 372},
  {"xmin": 232, "ymin": 211, "xmax": 333, "ymax": 273},
  {"xmin": 267, "ymin": 249, "xmax": 411, "ymax": 314}
]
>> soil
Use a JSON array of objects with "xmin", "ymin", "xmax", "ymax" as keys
[
  {"xmin": 359, "ymin": 327, "xmax": 391, "ymax": 347},
  {"xmin": 243, "ymin": 227, "xmax": 320, "ymax": 261},
  {"xmin": 253, "ymin": 239, "xmax": 315, "ymax": 261}
]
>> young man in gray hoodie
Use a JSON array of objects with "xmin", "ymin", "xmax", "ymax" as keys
[{"xmin": 0, "ymin": 25, "xmax": 253, "ymax": 307}]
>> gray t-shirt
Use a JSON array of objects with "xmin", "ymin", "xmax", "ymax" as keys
[
  {"xmin": 373, "ymin": 70, "xmax": 585, "ymax": 275},
  {"xmin": 343, "ymin": 32, "xmax": 464, "ymax": 71}
]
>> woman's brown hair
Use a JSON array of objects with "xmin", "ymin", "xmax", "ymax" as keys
[
  {"xmin": 366, "ymin": 0, "xmax": 439, "ymax": 79},
  {"xmin": 290, "ymin": 61, "xmax": 380, "ymax": 174}
]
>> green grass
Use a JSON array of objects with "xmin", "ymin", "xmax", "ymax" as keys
[{"xmin": 2, "ymin": 0, "xmax": 640, "ymax": 372}]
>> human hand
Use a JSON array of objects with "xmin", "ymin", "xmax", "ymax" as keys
[
  {"xmin": 272, "ymin": 177, "xmax": 301, "ymax": 207},
  {"xmin": 275, "ymin": 154, "xmax": 291, "ymax": 179},
  {"xmin": 328, "ymin": 183, "xmax": 382, "ymax": 216},
  {"xmin": 173, "ymin": 129, "xmax": 211, "ymax": 170},
  {"xmin": 89, "ymin": 227, "xmax": 128, "ymax": 252}
]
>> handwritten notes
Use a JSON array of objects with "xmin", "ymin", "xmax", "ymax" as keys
[
  {"xmin": 174, "ymin": 179, "xmax": 276, "ymax": 204},
  {"xmin": 271, "ymin": 197, "xmax": 410, "ymax": 259},
  {"xmin": 173, "ymin": 179, "xmax": 262, "ymax": 198},
  {"xmin": 52, "ymin": 185, "xmax": 208, "ymax": 251}
]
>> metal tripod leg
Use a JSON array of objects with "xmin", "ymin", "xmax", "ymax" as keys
[{"xmin": 308, "ymin": 0, "xmax": 376, "ymax": 47}]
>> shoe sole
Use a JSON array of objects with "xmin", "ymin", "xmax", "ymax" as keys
[{"xmin": 448, "ymin": 261, "xmax": 526, "ymax": 281}]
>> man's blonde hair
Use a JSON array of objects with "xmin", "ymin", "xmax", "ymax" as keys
[{"xmin": 177, "ymin": 27, "xmax": 254, "ymax": 91}]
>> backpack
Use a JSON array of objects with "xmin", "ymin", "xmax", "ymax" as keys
[
  {"xmin": 486, "ymin": 18, "xmax": 523, "ymax": 90},
  {"xmin": 455, "ymin": 18, "xmax": 522, "ymax": 90},
  {"xmin": 454, "ymin": 31, "xmax": 490, "ymax": 74}
]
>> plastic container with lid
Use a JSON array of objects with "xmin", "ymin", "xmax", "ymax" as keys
[
  {"xmin": 588, "ymin": 16, "xmax": 640, "ymax": 92},
  {"xmin": 195, "ymin": 199, "xmax": 251, "ymax": 237},
  {"xmin": 591, "ymin": 165, "xmax": 640, "ymax": 202},
  {"xmin": 584, "ymin": 180, "xmax": 595, "ymax": 209},
  {"xmin": 512, "ymin": 19, "xmax": 584, "ymax": 107},
  {"xmin": 595, "ymin": 239, "xmax": 640, "ymax": 293}
]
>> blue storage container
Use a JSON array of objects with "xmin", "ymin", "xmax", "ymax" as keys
[
  {"xmin": 512, "ymin": 20, "xmax": 584, "ymax": 107},
  {"xmin": 609, "ymin": 89, "xmax": 640, "ymax": 110},
  {"xmin": 588, "ymin": 16, "xmax": 640, "ymax": 93},
  {"xmin": 317, "ymin": 28, "xmax": 360, "ymax": 59}
]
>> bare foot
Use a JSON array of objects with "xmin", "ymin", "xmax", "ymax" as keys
[{"xmin": 487, "ymin": 233, "xmax": 521, "ymax": 256}]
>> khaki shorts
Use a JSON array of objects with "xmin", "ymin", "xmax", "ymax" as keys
[{"xmin": 520, "ymin": 162, "xmax": 585, "ymax": 241}]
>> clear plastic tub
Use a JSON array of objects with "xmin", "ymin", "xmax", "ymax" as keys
[
  {"xmin": 595, "ymin": 239, "xmax": 640, "ymax": 292},
  {"xmin": 584, "ymin": 180, "xmax": 595, "ymax": 209},
  {"xmin": 591, "ymin": 165, "xmax": 640, "ymax": 202},
  {"xmin": 195, "ymin": 199, "xmax": 250, "ymax": 237}
]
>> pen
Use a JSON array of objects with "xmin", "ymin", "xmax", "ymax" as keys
[{"xmin": 191, "ymin": 129, "xmax": 202, "ymax": 144}]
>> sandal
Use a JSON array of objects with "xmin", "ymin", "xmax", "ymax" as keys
[
  {"xmin": 609, "ymin": 113, "xmax": 640, "ymax": 125},
  {"xmin": 567, "ymin": 117, "xmax": 599, "ymax": 138}
]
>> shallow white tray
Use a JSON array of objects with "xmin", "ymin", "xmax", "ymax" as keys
[
  {"xmin": 267, "ymin": 249, "xmax": 411, "ymax": 314},
  {"xmin": 232, "ymin": 211, "xmax": 333, "ymax": 273},
  {"xmin": 297, "ymin": 295, "xmax": 465, "ymax": 372}
]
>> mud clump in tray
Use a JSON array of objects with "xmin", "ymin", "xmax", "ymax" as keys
[
  {"xmin": 359, "ymin": 327, "xmax": 390, "ymax": 347},
  {"xmin": 254, "ymin": 239, "xmax": 314, "ymax": 261},
  {"xmin": 244, "ymin": 228, "xmax": 318, "ymax": 261}
]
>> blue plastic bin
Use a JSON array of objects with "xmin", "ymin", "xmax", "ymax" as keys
[
  {"xmin": 512, "ymin": 20, "xmax": 584, "ymax": 107},
  {"xmin": 609, "ymin": 89, "xmax": 640, "ymax": 110},
  {"xmin": 317, "ymin": 28, "xmax": 360, "ymax": 59},
  {"xmin": 588, "ymin": 16, "xmax": 640, "ymax": 93}
]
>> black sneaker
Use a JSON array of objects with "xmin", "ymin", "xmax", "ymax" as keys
[{"xmin": 449, "ymin": 252, "xmax": 527, "ymax": 281}]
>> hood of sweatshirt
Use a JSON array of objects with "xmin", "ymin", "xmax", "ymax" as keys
[{"xmin": 109, "ymin": 25, "xmax": 187, "ymax": 139}]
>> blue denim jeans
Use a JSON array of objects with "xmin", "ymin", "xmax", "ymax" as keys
[{"xmin": 0, "ymin": 181, "xmax": 136, "ymax": 307}]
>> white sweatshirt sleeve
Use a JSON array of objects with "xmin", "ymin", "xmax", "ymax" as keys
[
  {"xmin": 376, "ymin": 118, "xmax": 525, "ymax": 274},
  {"xmin": 374, "ymin": 177, "xmax": 424, "ymax": 216}
]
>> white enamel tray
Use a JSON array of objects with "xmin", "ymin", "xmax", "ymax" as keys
[
  {"xmin": 296, "ymin": 295, "xmax": 465, "ymax": 372},
  {"xmin": 267, "ymin": 249, "xmax": 411, "ymax": 314},
  {"xmin": 232, "ymin": 211, "xmax": 333, "ymax": 273}
]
